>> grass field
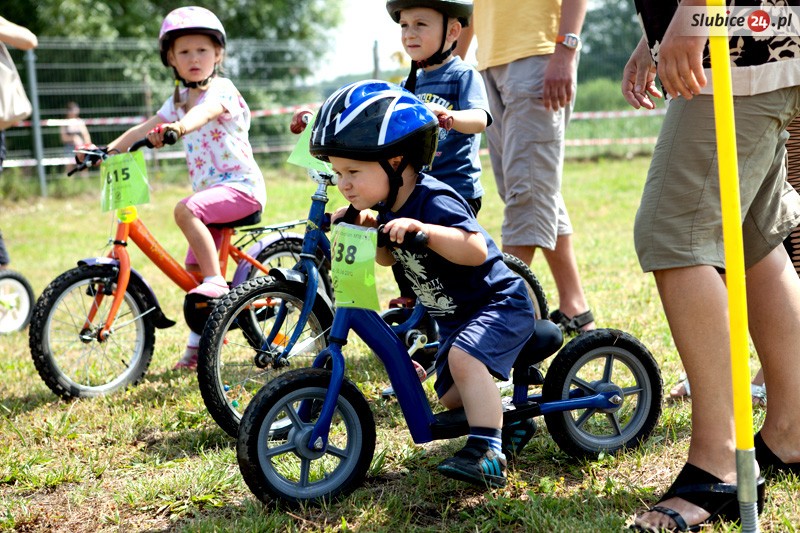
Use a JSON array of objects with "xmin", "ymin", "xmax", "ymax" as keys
[{"xmin": 1, "ymin": 155, "xmax": 798, "ymax": 532}]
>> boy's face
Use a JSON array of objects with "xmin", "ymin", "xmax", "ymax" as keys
[
  {"xmin": 398, "ymin": 7, "xmax": 458, "ymax": 63},
  {"xmin": 168, "ymin": 34, "xmax": 222, "ymax": 83},
  {"xmin": 329, "ymin": 157, "xmax": 390, "ymax": 211}
]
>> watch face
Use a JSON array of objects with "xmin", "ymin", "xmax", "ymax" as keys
[{"xmin": 560, "ymin": 33, "xmax": 581, "ymax": 50}]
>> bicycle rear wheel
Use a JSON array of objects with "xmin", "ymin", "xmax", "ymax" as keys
[
  {"xmin": 198, "ymin": 276, "xmax": 333, "ymax": 437},
  {"xmin": 29, "ymin": 264, "xmax": 155, "ymax": 398},
  {"xmin": 502, "ymin": 253, "xmax": 549, "ymax": 320},
  {"xmin": 0, "ymin": 269, "xmax": 35, "ymax": 333}
]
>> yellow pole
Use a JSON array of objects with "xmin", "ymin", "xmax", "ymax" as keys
[{"xmin": 706, "ymin": 1, "xmax": 759, "ymax": 530}]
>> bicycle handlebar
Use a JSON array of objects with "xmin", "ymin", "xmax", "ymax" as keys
[
  {"xmin": 377, "ymin": 224, "xmax": 429, "ymax": 251},
  {"xmin": 129, "ymin": 130, "xmax": 179, "ymax": 152},
  {"xmin": 68, "ymin": 130, "xmax": 179, "ymax": 176}
]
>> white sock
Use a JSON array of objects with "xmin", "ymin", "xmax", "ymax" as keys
[{"xmin": 204, "ymin": 275, "xmax": 226, "ymax": 286}]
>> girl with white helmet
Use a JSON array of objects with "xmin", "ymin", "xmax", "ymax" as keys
[{"xmin": 82, "ymin": 6, "xmax": 266, "ymax": 370}]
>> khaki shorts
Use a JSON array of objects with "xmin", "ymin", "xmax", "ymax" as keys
[
  {"xmin": 635, "ymin": 89, "xmax": 800, "ymax": 272},
  {"xmin": 482, "ymin": 55, "xmax": 575, "ymax": 250}
]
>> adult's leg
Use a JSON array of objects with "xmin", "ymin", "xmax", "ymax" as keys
[
  {"xmin": 634, "ymin": 264, "xmax": 737, "ymax": 530},
  {"xmin": 747, "ymin": 245, "xmax": 800, "ymax": 464},
  {"xmin": 782, "ymin": 116, "xmax": 800, "ymax": 275}
]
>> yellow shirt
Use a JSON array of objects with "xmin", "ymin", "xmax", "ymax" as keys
[{"xmin": 473, "ymin": 0, "xmax": 561, "ymax": 70}]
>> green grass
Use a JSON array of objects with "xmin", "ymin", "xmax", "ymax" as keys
[{"xmin": 1, "ymin": 156, "xmax": 799, "ymax": 532}]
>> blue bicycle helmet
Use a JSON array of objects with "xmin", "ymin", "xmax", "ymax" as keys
[{"xmin": 310, "ymin": 80, "xmax": 439, "ymax": 212}]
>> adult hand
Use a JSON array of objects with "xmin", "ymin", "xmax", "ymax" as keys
[
  {"xmin": 621, "ymin": 36, "xmax": 663, "ymax": 110},
  {"xmin": 542, "ymin": 48, "xmax": 578, "ymax": 112},
  {"xmin": 656, "ymin": 6, "xmax": 708, "ymax": 100}
]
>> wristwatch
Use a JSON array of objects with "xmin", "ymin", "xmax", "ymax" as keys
[{"xmin": 556, "ymin": 33, "xmax": 581, "ymax": 51}]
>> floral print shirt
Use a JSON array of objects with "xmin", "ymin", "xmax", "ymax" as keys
[{"xmin": 157, "ymin": 77, "xmax": 266, "ymax": 207}]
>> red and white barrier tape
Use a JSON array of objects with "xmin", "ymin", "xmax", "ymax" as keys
[{"xmin": 9, "ymin": 104, "xmax": 662, "ymax": 129}]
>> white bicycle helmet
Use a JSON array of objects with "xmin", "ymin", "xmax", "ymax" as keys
[{"xmin": 158, "ymin": 6, "xmax": 226, "ymax": 67}]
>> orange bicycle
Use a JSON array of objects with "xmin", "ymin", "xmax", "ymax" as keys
[{"xmin": 29, "ymin": 137, "xmax": 332, "ymax": 399}]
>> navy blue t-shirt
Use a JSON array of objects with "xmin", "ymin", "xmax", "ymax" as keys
[
  {"xmin": 410, "ymin": 57, "xmax": 491, "ymax": 200},
  {"xmin": 379, "ymin": 175, "xmax": 521, "ymax": 332}
]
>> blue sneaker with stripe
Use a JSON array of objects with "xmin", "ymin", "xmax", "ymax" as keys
[
  {"xmin": 502, "ymin": 418, "xmax": 537, "ymax": 458},
  {"xmin": 437, "ymin": 437, "xmax": 507, "ymax": 488}
]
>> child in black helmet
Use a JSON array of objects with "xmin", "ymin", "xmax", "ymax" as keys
[
  {"xmin": 311, "ymin": 80, "xmax": 554, "ymax": 489},
  {"xmin": 384, "ymin": 0, "xmax": 492, "ymax": 308}
]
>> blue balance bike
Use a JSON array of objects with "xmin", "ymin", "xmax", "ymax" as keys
[{"xmin": 235, "ymin": 225, "xmax": 662, "ymax": 506}]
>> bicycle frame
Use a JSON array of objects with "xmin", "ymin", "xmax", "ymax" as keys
[
  {"xmin": 306, "ymin": 307, "xmax": 626, "ymax": 451},
  {"xmin": 263, "ymin": 172, "xmax": 332, "ymax": 363},
  {"xmin": 84, "ymin": 212, "xmax": 271, "ymax": 341}
]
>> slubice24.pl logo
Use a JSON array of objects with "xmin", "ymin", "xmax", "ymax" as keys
[{"xmin": 679, "ymin": 6, "xmax": 800, "ymax": 36}]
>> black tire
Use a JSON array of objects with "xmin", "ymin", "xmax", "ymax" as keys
[
  {"xmin": 0, "ymin": 269, "xmax": 35, "ymax": 333},
  {"xmin": 198, "ymin": 276, "xmax": 333, "ymax": 437},
  {"xmin": 542, "ymin": 328, "xmax": 662, "ymax": 460},
  {"xmin": 502, "ymin": 253, "xmax": 549, "ymax": 320},
  {"xmin": 29, "ymin": 264, "xmax": 155, "ymax": 399},
  {"xmin": 237, "ymin": 368, "xmax": 375, "ymax": 507},
  {"xmin": 250, "ymin": 239, "xmax": 333, "ymax": 300}
]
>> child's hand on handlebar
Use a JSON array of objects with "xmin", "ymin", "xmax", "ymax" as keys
[
  {"xmin": 330, "ymin": 205, "xmax": 378, "ymax": 228},
  {"xmin": 425, "ymin": 103, "xmax": 454, "ymax": 131},
  {"xmin": 74, "ymin": 144, "xmax": 108, "ymax": 167},
  {"xmin": 380, "ymin": 218, "xmax": 428, "ymax": 246},
  {"xmin": 290, "ymin": 109, "xmax": 313, "ymax": 134},
  {"xmin": 146, "ymin": 122, "xmax": 186, "ymax": 147}
]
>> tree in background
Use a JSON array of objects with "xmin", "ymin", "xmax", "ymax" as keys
[{"xmin": 579, "ymin": 0, "xmax": 641, "ymax": 83}]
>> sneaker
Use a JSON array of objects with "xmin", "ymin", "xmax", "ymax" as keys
[
  {"xmin": 189, "ymin": 280, "xmax": 229, "ymax": 298},
  {"xmin": 174, "ymin": 346, "xmax": 198, "ymax": 370},
  {"xmin": 381, "ymin": 359, "xmax": 427, "ymax": 398},
  {"xmin": 502, "ymin": 418, "xmax": 537, "ymax": 458},
  {"xmin": 437, "ymin": 437, "xmax": 507, "ymax": 488}
]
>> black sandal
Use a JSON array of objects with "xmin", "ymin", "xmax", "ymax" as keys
[
  {"xmin": 755, "ymin": 431, "xmax": 800, "ymax": 478},
  {"xmin": 549, "ymin": 308, "xmax": 594, "ymax": 335},
  {"xmin": 631, "ymin": 463, "xmax": 765, "ymax": 532}
]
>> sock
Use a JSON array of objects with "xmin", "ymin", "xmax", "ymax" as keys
[
  {"xmin": 469, "ymin": 426, "xmax": 504, "ymax": 458},
  {"xmin": 204, "ymin": 275, "xmax": 226, "ymax": 286},
  {"xmin": 187, "ymin": 330, "xmax": 201, "ymax": 348}
]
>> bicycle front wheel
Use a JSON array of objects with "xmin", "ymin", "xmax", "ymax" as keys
[
  {"xmin": 198, "ymin": 276, "xmax": 333, "ymax": 437},
  {"xmin": 249, "ymin": 238, "xmax": 333, "ymax": 300},
  {"xmin": 237, "ymin": 368, "xmax": 375, "ymax": 507},
  {"xmin": 0, "ymin": 269, "xmax": 35, "ymax": 333},
  {"xmin": 29, "ymin": 264, "xmax": 155, "ymax": 398}
]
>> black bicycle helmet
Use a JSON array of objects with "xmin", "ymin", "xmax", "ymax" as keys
[
  {"xmin": 386, "ymin": 0, "xmax": 471, "ymax": 26},
  {"xmin": 386, "ymin": 0, "xmax": 473, "ymax": 92},
  {"xmin": 310, "ymin": 80, "xmax": 439, "ymax": 211}
]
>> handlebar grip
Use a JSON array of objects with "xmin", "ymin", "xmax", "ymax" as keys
[
  {"xmin": 376, "ymin": 225, "xmax": 429, "ymax": 251},
  {"xmin": 129, "ymin": 138, "xmax": 153, "ymax": 152},
  {"xmin": 129, "ymin": 130, "xmax": 179, "ymax": 152}
]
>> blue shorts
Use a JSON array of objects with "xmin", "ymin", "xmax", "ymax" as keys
[{"xmin": 433, "ymin": 279, "xmax": 535, "ymax": 398}]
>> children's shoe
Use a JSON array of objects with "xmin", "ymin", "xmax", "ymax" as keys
[
  {"xmin": 174, "ymin": 346, "xmax": 198, "ymax": 370},
  {"xmin": 502, "ymin": 418, "xmax": 537, "ymax": 458},
  {"xmin": 437, "ymin": 437, "xmax": 507, "ymax": 488},
  {"xmin": 189, "ymin": 280, "xmax": 229, "ymax": 299},
  {"xmin": 381, "ymin": 359, "xmax": 427, "ymax": 398}
]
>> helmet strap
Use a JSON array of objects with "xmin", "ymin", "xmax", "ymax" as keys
[
  {"xmin": 375, "ymin": 158, "xmax": 409, "ymax": 213},
  {"xmin": 172, "ymin": 67, "xmax": 216, "ymax": 89},
  {"xmin": 403, "ymin": 15, "xmax": 455, "ymax": 93}
]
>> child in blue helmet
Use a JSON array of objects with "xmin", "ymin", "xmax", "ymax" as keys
[{"xmin": 310, "ymin": 80, "xmax": 555, "ymax": 489}]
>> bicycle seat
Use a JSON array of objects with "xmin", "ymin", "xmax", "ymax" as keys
[{"xmin": 207, "ymin": 211, "xmax": 262, "ymax": 229}]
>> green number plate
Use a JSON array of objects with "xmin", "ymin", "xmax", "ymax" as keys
[
  {"xmin": 100, "ymin": 151, "xmax": 150, "ymax": 212},
  {"xmin": 330, "ymin": 223, "xmax": 380, "ymax": 310}
]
